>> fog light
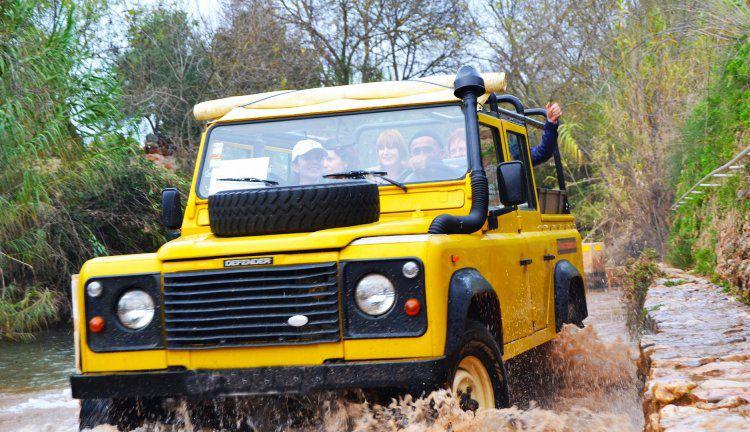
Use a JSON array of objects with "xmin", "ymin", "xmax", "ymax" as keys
[
  {"xmin": 116, "ymin": 290, "xmax": 155, "ymax": 330},
  {"xmin": 88, "ymin": 316, "xmax": 105, "ymax": 333},
  {"xmin": 404, "ymin": 298, "xmax": 421, "ymax": 316},
  {"xmin": 402, "ymin": 261, "xmax": 419, "ymax": 278},
  {"xmin": 355, "ymin": 274, "xmax": 395, "ymax": 316},
  {"xmin": 86, "ymin": 281, "xmax": 103, "ymax": 298}
]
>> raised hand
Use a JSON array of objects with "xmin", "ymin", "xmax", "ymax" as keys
[{"xmin": 545, "ymin": 102, "xmax": 562, "ymax": 123}]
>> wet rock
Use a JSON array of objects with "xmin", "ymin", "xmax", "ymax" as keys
[{"xmin": 641, "ymin": 268, "xmax": 750, "ymax": 431}]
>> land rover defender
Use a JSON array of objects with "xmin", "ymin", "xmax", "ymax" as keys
[{"xmin": 69, "ymin": 66, "xmax": 587, "ymax": 429}]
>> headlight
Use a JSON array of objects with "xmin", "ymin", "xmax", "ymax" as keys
[
  {"xmin": 116, "ymin": 290, "xmax": 155, "ymax": 330},
  {"xmin": 355, "ymin": 273, "xmax": 396, "ymax": 316}
]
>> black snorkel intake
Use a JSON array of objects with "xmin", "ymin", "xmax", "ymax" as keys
[{"xmin": 428, "ymin": 66, "xmax": 489, "ymax": 235}]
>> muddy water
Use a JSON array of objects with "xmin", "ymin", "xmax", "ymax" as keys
[{"xmin": 0, "ymin": 289, "xmax": 643, "ymax": 431}]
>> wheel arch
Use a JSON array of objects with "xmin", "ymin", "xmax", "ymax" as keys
[
  {"xmin": 554, "ymin": 259, "xmax": 588, "ymax": 331},
  {"xmin": 445, "ymin": 268, "xmax": 503, "ymax": 356}
]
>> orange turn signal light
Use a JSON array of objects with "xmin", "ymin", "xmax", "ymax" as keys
[
  {"xmin": 88, "ymin": 316, "xmax": 105, "ymax": 333},
  {"xmin": 404, "ymin": 298, "xmax": 421, "ymax": 316}
]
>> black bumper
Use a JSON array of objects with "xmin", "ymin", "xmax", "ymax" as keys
[{"xmin": 70, "ymin": 357, "xmax": 447, "ymax": 399}]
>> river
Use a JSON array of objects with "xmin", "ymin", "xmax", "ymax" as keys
[{"xmin": 0, "ymin": 288, "xmax": 643, "ymax": 431}]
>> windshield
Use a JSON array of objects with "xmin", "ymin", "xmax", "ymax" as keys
[{"xmin": 197, "ymin": 105, "xmax": 468, "ymax": 197}]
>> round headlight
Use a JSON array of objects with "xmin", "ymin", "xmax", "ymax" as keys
[
  {"xmin": 402, "ymin": 261, "xmax": 419, "ymax": 278},
  {"xmin": 86, "ymin": 281, "xmax": 103, "ymax": 298},
  {"xmin": 116, "ymin": 290, "xmax": 155, "ymax": 330},
  {"xmin": 355, "ymin": 274, "xmax": 396, "ymax": 316}
]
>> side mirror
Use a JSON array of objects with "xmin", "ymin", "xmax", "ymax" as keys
[
  {"xmin": 161, "ymin": 188, "xmax": 183, "ymax": 230},
  {"xmin": 496, "ymin": 161, "xmax": 527, "ymax": 206}
]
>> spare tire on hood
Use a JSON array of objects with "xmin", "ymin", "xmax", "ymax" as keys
[{"xmin": 208, "ymin": 181, "xmax": 380, "ymax": 237}]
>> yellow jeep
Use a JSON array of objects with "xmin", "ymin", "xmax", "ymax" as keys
[{"xmin": 70, "ymin": 66, "xmax": 586, "ymax": 429}]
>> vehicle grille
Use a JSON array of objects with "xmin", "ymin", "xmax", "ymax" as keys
[{"xmin": 163, "ymin": 262, "xmax": 340, "ymax": 349}]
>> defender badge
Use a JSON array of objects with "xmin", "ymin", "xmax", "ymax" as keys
[
  {"xmin": 287, "ymin": 315, "xmax": 309, "ymax": 327},
  {"xmin": 223, "ymin": 256, "xmax": 273, "ymax": 267}
]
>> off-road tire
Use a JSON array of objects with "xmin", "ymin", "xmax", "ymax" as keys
[
  {"xmin": 567, "ymin": 293, "xmax": 585, "ymax": 328},
  {"xmin": 448, "ymin": 320, "xmax": 510, "ymax": 409},
  {"xmin": 208, "ymin": 181, "xmax": 380, "ymax": 237},
  {"xmin": 79, "ymin": 397, "xmax": 169, "ymax": 430},
  {"xmin": 79, "ymin": 399, "xmax": 112, "ymax": 430}
]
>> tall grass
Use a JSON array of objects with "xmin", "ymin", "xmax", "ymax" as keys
[{"xmin": 0, "ymin": 1, "xmax": 185, "ymax": 340}]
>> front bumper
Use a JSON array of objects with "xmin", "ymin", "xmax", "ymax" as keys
[{"xmin": 70, "ymin": 357, "xmax": 447, "ymax": 399}]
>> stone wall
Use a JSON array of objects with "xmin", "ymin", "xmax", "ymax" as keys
[{"xmin": 640, "ymin": 268, "xmax": 750, "ymax": 431}]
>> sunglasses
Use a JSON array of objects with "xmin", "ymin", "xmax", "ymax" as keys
[{"xmin": 411, "ymin": 145, "xmax": 437, "ymax": 156}]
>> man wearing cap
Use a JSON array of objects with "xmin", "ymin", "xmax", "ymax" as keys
[{"xmin": 291, "ymin": 139, "xmax": 327, "ymax": 185}]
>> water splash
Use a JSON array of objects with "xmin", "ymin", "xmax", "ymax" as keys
[{"xmin": 87, "ymin": 324, "xmax": 642, "ymax": 432}]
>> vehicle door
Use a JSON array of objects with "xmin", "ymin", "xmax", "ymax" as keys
[
  {"xmin": 501, "ymin": 120, "xmax": 553, "ymax": 333},
  {"xmin": 477, "ymin": 113, "xmax": 533, "ymax": 341}
]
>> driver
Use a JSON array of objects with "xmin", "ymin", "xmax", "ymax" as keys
[
  {"xmin": 291, "ymin": 139, "xmax": 327, "ymax": 185},
  {"xmin": 407, "ymin": 130, "xmax": 461, "ymax": 182}
]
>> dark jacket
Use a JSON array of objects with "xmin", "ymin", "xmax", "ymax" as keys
[{"xmin": 530, "ymin": 121, "xmax": 559, "ymax": 166}]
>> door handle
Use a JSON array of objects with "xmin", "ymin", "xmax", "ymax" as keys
[
  {"xmin": 520, "ymin": 258, "xmax": 533, "ymax": 266},
  {"xmin": 543, "ymin": 254, "xmax": 556, "ymax": 261}
]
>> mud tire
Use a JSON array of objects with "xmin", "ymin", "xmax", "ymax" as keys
[
  {"xmin": 448, "ymin": 320, "xmax": 510, "ymax": 409},
  {"xmin": 208, "ymin": 181, "xmax": 380, "ymax": 237},
  {"xmin": 79, "ymin": 399, "xmax": 112, "ymax": 430},
  {"xmin": 567, "ymin": 300, "xmax": 584, "ymax": 328},
  {"xmin": 79, "ymin": 397, "xmax": 169, "ymax": 431}
]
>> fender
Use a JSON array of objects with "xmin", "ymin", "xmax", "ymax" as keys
[
  {"xmin": 444, "ymin": 268, "xmax": 502, "ymax": 356},
  {"xmin": 554, "ymin": 259, "xmax": 587, "ymax": 331}
]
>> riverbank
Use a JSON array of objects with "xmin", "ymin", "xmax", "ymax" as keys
[{"xmin": 640, "ymin": 267, "xmax": 750, "ymax": 431}]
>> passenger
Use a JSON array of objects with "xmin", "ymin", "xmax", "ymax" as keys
[
  {"xmin": 447, "ymin": 128, "xmax": 467, "ymax": 158},
  {"xmin": 372, "ymin": 129, "xmax": 408, "ymax": 178},
  {"xmin": 291, "ymin": 139, "xmax": 327, "ymax": 185},
  {"xmin": 407, "ymin": 130, "xmax": 461, "ymax": 182},
  {"xmin": 324, "ymin": 146, "xmax": 359, "ymax": 174},
  {"xmin": 511, "ymin": 102, "xmax": 563, "ymax": 166}
]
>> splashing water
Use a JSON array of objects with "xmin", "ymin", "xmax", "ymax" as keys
[{"xmin": 85, "ymin": 324, "xmax": 643, "ymax": 432}]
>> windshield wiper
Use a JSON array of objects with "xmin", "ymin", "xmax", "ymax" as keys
[
  {"xmin": 323, "ymin": 170, "xmax": 407, "ymax": 192},
  {"xmin": 217, "ymin": 177, "xmax": 278, "ymax": 186}
]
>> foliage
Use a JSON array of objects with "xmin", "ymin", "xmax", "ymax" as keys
[
  {"xmin": 0, "ymin": 284, "xmax": 59, "ymax": 341},
  {"xmin": 277, "ymin": 0, "xmax": 472, "ymax": 85},
  {"xmin": 667, "ymin": 39, "xmax": 750, "ymax": 275},
  {"xmin": 114, "ymin": 4, "xmax": 212, "ymax": 168},
  {"xmin": 619, "ymin": 250, "xmax": 663, "ymax": 337},
  {"xmin": 0, "ymin": 0, "xmax": 184, "ymax": 340}
]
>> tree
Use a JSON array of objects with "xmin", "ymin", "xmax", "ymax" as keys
[
  {"xmin": 114, "ymin": 5, "xmax": 212, "ymax": 164},
  {"xmin": 476, "ymin": 0, "xmax": 617, "ymax": 104},
  {"xmin": 276, "ymin": 0, "xmax": 472, "ymax": 85},
  {"xmin": 210, "ymin": 0, "xmax": 321, "ymax": 96}
]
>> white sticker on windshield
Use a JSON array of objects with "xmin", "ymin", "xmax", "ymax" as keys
[{"xmin": 209, "ymin": 157, "xmax": 270, "ymax": 195}]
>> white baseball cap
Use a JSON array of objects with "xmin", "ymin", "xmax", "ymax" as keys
[{"xmin": 292, "ymin": 139, "xmax": 327, "ymax": 161}]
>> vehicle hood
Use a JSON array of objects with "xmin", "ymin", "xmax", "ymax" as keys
[{"xmin": 157, "ymin": 217, "xmax": 433, "ymax": 261}]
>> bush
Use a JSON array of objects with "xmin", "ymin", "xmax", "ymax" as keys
[
  {"xmin": 620, "ymin": 250, "xmax": 663, "ymax": 337},
  {"xmin": 668, "ymin": 40, "xmax": 750, "ymax": 272},
  {"xmin": 0, "ymin": 1, "xmax": 188, "ymax": 340}
]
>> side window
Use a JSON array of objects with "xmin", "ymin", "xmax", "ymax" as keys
[
  {"xmin": 479, "ymin": 124, "xmax": 502, "ymax": 208},
  {"xmin": 506, "ymin": 132, "xmax": 537, "ymax": 209},
  {"xmin": 527, "ymin": 127, "xmax": 558, "ymax": 190}
]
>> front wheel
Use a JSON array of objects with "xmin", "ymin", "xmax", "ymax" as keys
[{"xmin": 448, "ymin": 320, "xmax": 510, "ymax": 410}]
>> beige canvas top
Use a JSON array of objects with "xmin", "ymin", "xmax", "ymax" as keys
[{"xmin": 193, "ymin": 72, "xmax": 506, "ymax": 123}]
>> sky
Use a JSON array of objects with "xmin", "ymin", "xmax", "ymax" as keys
[{"xmin": 138, "ymin": 0, "xmax": 223, "ymax": 30}]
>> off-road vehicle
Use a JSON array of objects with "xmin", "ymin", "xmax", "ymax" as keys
[{"xmin": 69, "ymin": 66, "xmax": 587, "ymax": 429}]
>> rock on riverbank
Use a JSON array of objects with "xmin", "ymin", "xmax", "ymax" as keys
[{"xmin": 641, "ymin": 268, "xmax": 750, "ymax": 431}]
